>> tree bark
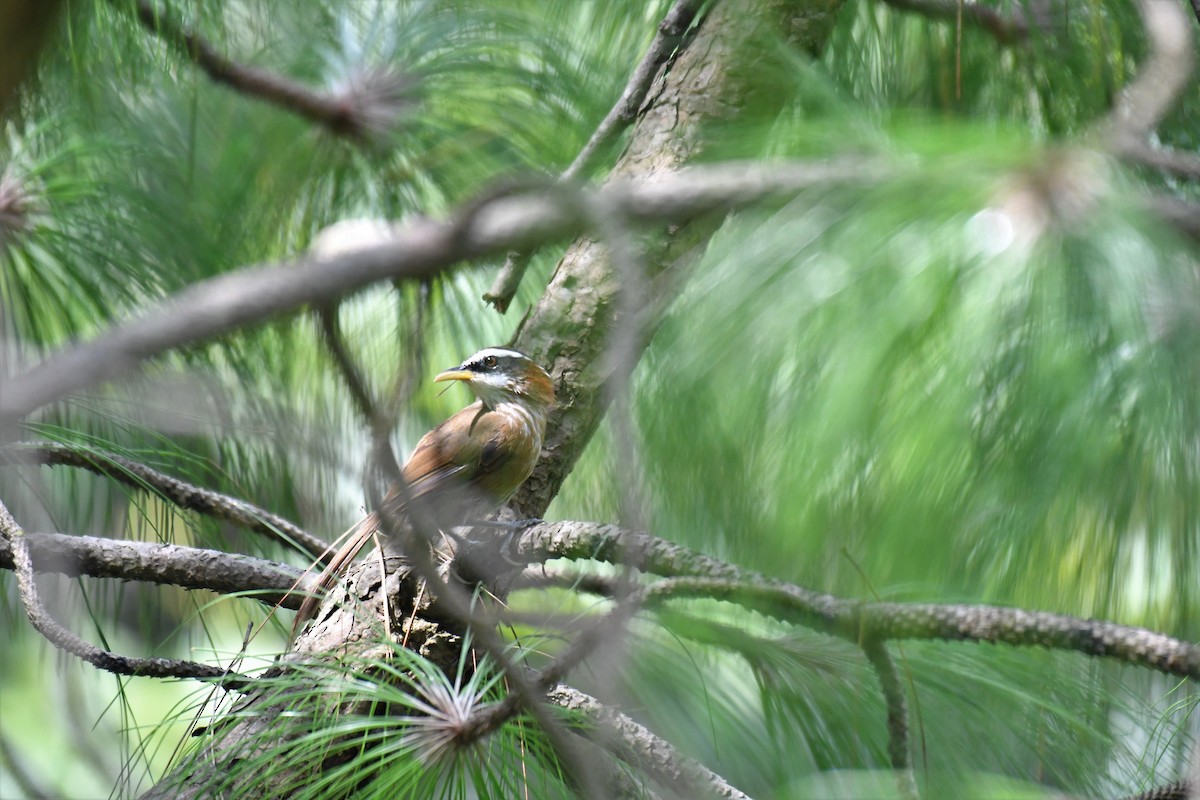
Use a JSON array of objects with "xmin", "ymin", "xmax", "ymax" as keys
[{"xmin": 143, "ymin": 1, "xmax": 846, "ymax": 796}]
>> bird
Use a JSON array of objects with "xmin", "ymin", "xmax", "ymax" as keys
[{"xmin": 292, "ymin": 347, "xmax": 554, "ymax": 637}]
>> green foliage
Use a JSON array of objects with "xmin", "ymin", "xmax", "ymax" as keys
[{"xmin": 1, "ymin": 0, "xmax": 1198, "ymax": 797}]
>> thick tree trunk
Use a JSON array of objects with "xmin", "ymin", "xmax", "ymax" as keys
[{"xmin": 143, "ymin": 1, "xmax": 845, "ymax": 796}]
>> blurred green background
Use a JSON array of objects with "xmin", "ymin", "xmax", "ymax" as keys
[{"xmin": 1, "ymin": 0, "xmax": 1197, "ymax": 797}]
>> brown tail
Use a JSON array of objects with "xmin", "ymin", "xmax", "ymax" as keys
[{"xmin": 290, "ymin": 512, "xmax": 379, "ymax": 641}]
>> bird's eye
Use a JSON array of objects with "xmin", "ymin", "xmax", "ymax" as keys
[{"xmin": 482, "ymin": 355, "xmax": 499, "ymax": 369}]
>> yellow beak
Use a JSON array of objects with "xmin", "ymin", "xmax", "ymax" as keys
[{"xmin": 434, "ymin": 369, "xmax": 474, "ymax": 383}]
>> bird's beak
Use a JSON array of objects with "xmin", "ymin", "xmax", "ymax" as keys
[{"xmin": 434, "ymin": 368, "xmax": 474, "ymax": 383}]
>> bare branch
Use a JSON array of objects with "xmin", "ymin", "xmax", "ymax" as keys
[
  {"xmin": 547, "ymin": 685, "xmax": 751, "ymax": 800},
  {"xmin": 1104, "ymin": 0, "xmax": 1194, "ymax": 151},
  {"xmin": 878, "ymin": 0, "xmax": 1029, "ymax": 46},
  {"xmin": 862, "ymin": 639, "xmax": 918, "ymax": 800},
  {"xmin": 0, "ymin": 530, "xmax": 307, "ymax": 608},
  {"xmin": 316, "ymin": 306, "xmax": 389, "ymax": 437},
  {"xmin": 1116, "ymin": 781, "xmax": 1191, "ymax": 800},
  {"xmin": 0, "ymin": 498, "xmax": 251, "ymax": 687},
  {"xmin": 0, "ymin": 157, "xmax": 886, "ymax": 425},
  {"xmin": 128, "ymin": 0, "xmax": 413, "ymax": 139},
  {"xmin": 0, "ymin": 442, "xmax": 330, "ymax": 562},
  {"xmin": 567, "ymin": 0, "xmax": 705, "ymax": 180},
  {"xmin": 483, "ymin": 0, "xmax": 706, "ymax": 313},
  {"xmin": 1123, "ymin": 141, "xmax": 1200, "ymax": 182},
  {"xmin": 499, "ymin": 521, "xmax": 1200, "ymax": 680}
]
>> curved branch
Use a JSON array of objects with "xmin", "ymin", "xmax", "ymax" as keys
[
  {"xmin": 0, "ymin": 499, "xmax": 251, "ymax": 687},
  {"xmin": 1104, "ymin": 0, "xmax": 1194, "ymax": 150},
  {"xmin": 862, "ymin": 639, "xmax": 918, "ymax": 800},
  {"xmin": 483, "ymin": 0, "xmax": 706, "ymax": 312},
  {"xmin": 500, "ymin": 522, "xmax": 1200, "ymax": 680},
  {"xmin": 128, "ymin": 0, "xmax": 413, "ymax": 139},
  {"xmin": 0, "ymin": 530, "xmax": 307, "ymax": 609},
  {"xmin": 0, "ymin": 442, "xmax": 331, "ymax": 562},
  {"xmin": 0, "ymin": 157, "xmax": 885, "ymax": 424}
]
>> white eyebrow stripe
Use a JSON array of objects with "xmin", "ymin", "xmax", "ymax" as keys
[{"xmin": 469, "ymin": 347, "xmax": 525, "ymax": 361}]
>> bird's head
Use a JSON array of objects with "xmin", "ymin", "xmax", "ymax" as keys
[{"xmin": 434, "ymin": 348, "xmax": 555, "ymax": 411}]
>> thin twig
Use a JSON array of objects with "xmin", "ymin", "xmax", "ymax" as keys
[
  {"xmin": 564, "ymin": 0, "xmax": 705, "ymax": 181},
  {"xmin": 0, "ymin": 498, "xmax": 251, "ymax": 688},
  {"xmin": 482, "ymin": 0, "xmax": 706, "ymax": 312},
  {"xmin": 0, "ymin": 442, "xmax": 330, "ymax": 562},
  {"xmin": 128, "ymin": 0, "xmax": 412, "ymax": 139},
  {"xmin": 317, "ymin": 305, "xmax": 389, "ymax": 437}
]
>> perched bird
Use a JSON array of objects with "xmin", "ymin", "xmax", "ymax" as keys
[{"xmin": 292, "ymin": 347, "xmax": 554, "ymax": 636}]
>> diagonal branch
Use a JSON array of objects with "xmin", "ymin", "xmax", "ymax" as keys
[
  {"xmin": 127, "ymin": 0, "xmax": 413, "ymax": 139},
  {"xmin": 0, "ymin": 157, "xmax": 886, "ymax": 425},
  {"xmin": 483, "ymin": 0, "xmax": 706, "ymax": 312},
  {"xmin": 0, "ymin": 498, "xmax": 251, "ymax": 687},
  {"xmin": 0, "ymin": 442, "xmax": 330, "ymax": 562},
  {"xmin": 499, "ymin": 521, "xmax": 1200, "ymax": 680},
  {"xmin": 548, "ymin": 684, "xmax": 751, "ymax": 800},
  {"xmin": 0, "ymin": 530, "xmax": 307, "ymax": 608}
]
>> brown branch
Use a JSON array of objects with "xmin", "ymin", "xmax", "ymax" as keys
[
  {"xmin": 0, "ymin": 530, "xmax": 307, "ymax": 609},
  {"xmin": 878, "ymin": 0, "xmax": 1029, "ymax": 46},
  {"xmin": 547, "ymin": 685, "xmax": 752, "ymax": 800},
  {"xmin": 483, "ymin": 0, "xmax": 706, "ymax": 313},
  {"xmin": 0, "ymin": 157, "xmax": 886, "ymax": 424},
  {"xmin": 499, "ymin": 522, "xmax": 1200, "ymax": 680},
  {"xmin": 0, "ymin": 442, "xmax": 331, "ymax": 563},
  {"xmin": 1116, "ymin": 781, "xmax": 1191, "ymax": 800},
  {"xmin": 0, "ymin": 498, "xmax": 251, "ymax": 688},
  {"xmin": 129, "ymin": 0, "xmax": 412, "ymax": 139},
  {"xmin": 316, "ymin": 306, "xmax": 389, "ymax": 437},
  {"xmin": 862, "ymin": 639, "xmax": 918, "ymax": 800}
]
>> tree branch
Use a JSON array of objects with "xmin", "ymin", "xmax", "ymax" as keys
[
  {"xmin": 499, "ymin": 522, "xmax": 1200, "ymax": 680},
  {"xmin": 127, "ymin": 0, "xmax": 413, "ymax": 139},
  {"xmin": 862, "ymin": 639, "xmax": 918, "ymax": 800},
  {"xmin": 0, "ymin": 530, "xmax": 307, "ymax": 609},
  {"xmin": 878, "ymin": 0, "xmax": 1029, "ymax": 46},
  {"xmin": 0, "ymin": 498, "xmax": 251, "ymax": 687},
  {"xmin": 483, "ymin": 0, "xmax": 706, "ymax": 312},
  {"xmin": 547, "ymin": 684, "xmax": 751, "ymax": 800},
  {"xmin": 0, "ymin": 442, "xmax": 331, "ymax": 562},
  {"xmin": 1122, "ymin": 141, "xmax": 1200, "ymax": 182},
  {"xmin": 1103, "ymin": 0, "xmax": 1193, "ymax": 150},
  {"xmin": 0, "ymin": 157, "xmax": 885, "ymax": 425}
]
